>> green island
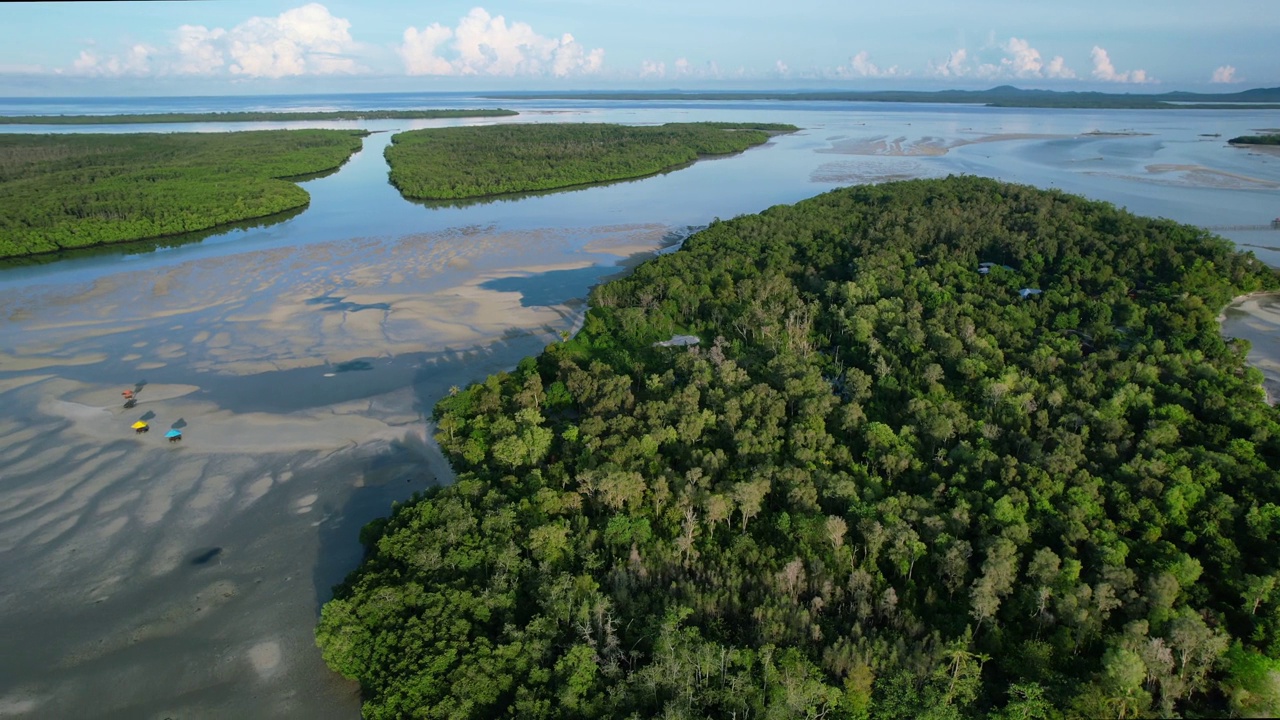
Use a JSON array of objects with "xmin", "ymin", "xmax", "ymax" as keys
[
  {"xmin": 481, "ymin": 85, "xmax": 1280, "ymax": 110},
  {"xmin": 1229, "ymin": 134, "xmax": 1280, "ymax": 146},
  {"xmin": 383, "ymin": 122, "xmax": 798, "ymax": 201},
  {"xmin": 0, "ymin": 109, "xmax": 517, "ymax": 125},
  {"xmin": 318, "ymin": 176, "xmax": 1280, "ymax": 719},
  {"xmin": 0, "ymin": 129, "xmax": 366, "ymax": 258}
]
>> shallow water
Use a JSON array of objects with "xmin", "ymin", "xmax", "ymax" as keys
[{"xmin": 1, "ymin": 96, "xmax": 1279, "ymax": 718}]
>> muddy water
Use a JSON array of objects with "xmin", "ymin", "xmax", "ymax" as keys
[{"xmin": 1, "ymin": 99, "xmax": 1279, "ymax": 717}]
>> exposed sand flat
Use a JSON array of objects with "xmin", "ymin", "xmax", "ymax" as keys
[
  {"xmin": 1144, "ymin": 163, "xmax": 1280, "ymax": 189},
  {"xmin": 818, "ymin": 132, "xmax": 1076, "ymax": 157},
  {"xmin": 1220, "ymin": 292, "xmax": 1280, "ymax": 405},
  {"xmin": 0, "ymin": 350, "xmax": 111, "ymax": 372}
]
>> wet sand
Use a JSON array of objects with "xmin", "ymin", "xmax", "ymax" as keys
[
  {"xmin": 0, "ymin": 221, "xmax": 668, "ymax": 719},
  {"xmin": 817, "ymin": 132, "xmax": 1075, "ymax": 157},
  {"xmin": 1220, "ymin": 292, "xmax": 1280, "ymax": 405}
]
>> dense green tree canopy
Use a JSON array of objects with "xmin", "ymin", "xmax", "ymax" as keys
[
  {"xmin": 1228, "ymin": 134, "xmax": 1280, "ymax": 146},
  {"xmin": 318, "ymin": 177, "xmax": 1280, "ymax": 719},
  {"xmin": 383, "ymin": 122, "xmax": 798, "ymax": 201},
  {"xmin": 0, "ymin": 129, "xmax": 366, "ymax": 258}
]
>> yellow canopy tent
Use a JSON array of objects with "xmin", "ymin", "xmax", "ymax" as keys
[{"xmin": 131, "ymin": 421, "xmax": 148, "ymax": 430}]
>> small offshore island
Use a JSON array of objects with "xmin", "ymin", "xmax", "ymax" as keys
[
  {"xmin": 384, "ymin": 122, "xmax": 798, "ymax": 201},
  {"xmin": 318, "ymin": 177, "xmax": 1280, "ymax": 719}
]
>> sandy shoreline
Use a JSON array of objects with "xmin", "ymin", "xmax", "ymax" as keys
[
  {"xmin": 1219, "ymin": 291, "xmax": 1280, "ymax": 405},
  {"xmin": 0, "ymin": 215, "xmax": 677, "ymax": 718}
]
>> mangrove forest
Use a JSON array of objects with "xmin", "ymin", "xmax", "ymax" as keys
[
  {"xmin": 0, "ymin": 109, "xmax": 517, "ymax": 125},
  {"xmin": 0, "ymin": 129, "xmax": 366, "ymax": 258},
  {"xmin": 382, "ymin": 122, "xmax": 798, "ymax": 201},
  {"xmin": 317, "ymin": 176, "xmax": 1280, "ymax": 719}
]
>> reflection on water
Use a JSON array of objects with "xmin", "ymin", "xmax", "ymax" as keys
[{"xmin": 0, "ymin": 96, "xmax": 1279, "ymax": 719}]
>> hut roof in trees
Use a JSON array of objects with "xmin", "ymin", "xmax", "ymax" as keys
[{"xmin": 654, "ymin": 334, "xmax": 700, "ymax": 347}]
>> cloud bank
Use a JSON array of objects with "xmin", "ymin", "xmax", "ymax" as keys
[
  {"xmin": 1211, "ymin": 65, "xmax": 1240, "ymax": 84},
  {"xmin": 399, "ymin": 8, "xmax": 603, "ymax": 77},
  {"xmin": 67, "ymin": 3, "xmax": 361, "ymax": 78},
  {"xmin": 839, "ymin": 51, "xmax": 903, "ymax": 78},
  {"xmin": 1091, "ymin": 46, "xmax": 1154, "ymax": 84},
  {"xmin": 928, "ymin": 38, "xmax": 1074, "ymax": 81}
]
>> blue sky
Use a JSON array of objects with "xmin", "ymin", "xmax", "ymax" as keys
[{"xmin": 2, "ymin": 1, "xmax": 1276, "ymax": 95}]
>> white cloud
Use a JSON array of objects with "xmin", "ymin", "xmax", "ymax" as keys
[
  {"xmin": 840, "ymin": 51, "xmax": 902, "ymax": 78},
  {"xmin": 1212, "ymin": 65, "xmax": 1240, "ymax": 84},
  {"xmin": 226, "ymin": 4, "xmax": 358, "ymax": 77},
  {"xmin": 1000, "ymin": 38, "xmax": 1074, "ymax": 79},
  {"xmin": 940, "ymin": 39, "xmax": 1074, "ymax": 81},
  {"xmin": 173, "ymin": 25, "xmax": 226, "ymax": 75},
  {"xmin": 1091, "ymin": 46, "xmax": 1154, "ymax": 83},
  {"xmin": 66, "ymin": 4, "xmax": 360, "ymax": 78},
  {"xmin": 928, "ymin": 48, "xmax": 968, "ymax": 78},
  {"xmin": 399, "ymin": 7, "xmax": 603, "ymax": 77},
  {"xmin": 1003, "ymin": 38, "xmax": 1042, "ymax": 77},
  {"xmin": 639, "ymin": 60, "xmax": 665, "ymax": 78},
  {"xmin": 72, "ymin": 43, "xmax": 155, "ymax": 77},
  {"xmin": 775, "ymin": 60, "xmax": 789, "ymax": 77},
  {"xmin": 400, "ymin": 24, "xmax": 455, "ymax": 75},
  {"xmin": 674, "ymin": 58, "xmax": 692, "ymax": 77},
  {"xmin": 1044, "ymin": 55, "xmax": 1076, "ymax": 79}
]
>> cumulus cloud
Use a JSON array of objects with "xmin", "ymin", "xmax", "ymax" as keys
[
  {"xmin": 1001, "ymin": 38, "xmax": 1074, "ymax": 79},
  {"xmin": 1091, "ymin": 46, "xmax": 1154, "ymax": 83},
  {"xmin": 674, "ymin": 58, "xmax": 692, "ymax": 77},
  {"xmin": 840, "ymin": 51, "xmax": 902, "ymax": 78},
  {"xmin": 935, "ymin": 39, "xmax": 1073, "ymax": 81},
  {"xmin": 1212, "ymin": 65, "xmax": 1240, "ymax": 83},
  {"xmin": 775, "ymin": 60, "xmax": 789, "ymax": 77},
  {"xmin": 1044, "ymin": 56, "xmax": 1075, "ymax": 79},
  {"xmin": 173, "ymin": 25, "xmax": 227, "ymax": 75},
  {"xmin": 72, "ymin": 44, "xmax": 155, "ymax": 76},
  {"xmin": 1002, "ymin": 38, "xmax": 1042, "ymax": 77},
  {"xmin": 65, "ymin": 4, "xmax": 361, "ymax": 78},
  {"xmin": 399, "ymin": 7, "xmax": 603, "ymax": 77},
  {"xmin": 639, "ymin": 60, "xmax": 665, "ymax": 78},
  {"xmin": 226, "ymin": 3, "xmax": 358, "ymax": 77},
  {"xmin": 928, "ymin": 48, "xmax": 968, "ymax": 78}
]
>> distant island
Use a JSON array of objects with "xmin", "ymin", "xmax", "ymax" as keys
[
  {"xmin": 318, "ymin": 176, "xmax": 1280, "ymax": 719},
  {"xmin": 0, "ymin": 109, "xmax": 517, "ymax": 125},
  {"xmin": 384, "ymin": 122, "xmax": 798, "ymax": 201},
  {"xmin": 1229, "ymin": 133, "xmax": 1280, "ymax": 146},
  {"xmin": 0, "ymin": 129, "xmax": 366, "ymax": 258},
  {"xmin": 481, "ymin": 85, "xmax": 1280, "ymax": 110}
]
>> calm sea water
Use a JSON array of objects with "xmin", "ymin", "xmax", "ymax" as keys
[{"xmin": 0, "ymin": 94, "xmax": 1278, "ymax": 719}]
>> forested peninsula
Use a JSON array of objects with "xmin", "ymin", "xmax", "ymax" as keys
[
  {"xmin": 383, "ymin": 122, "xmax": 798, "ymax": 201},
  {"xmin": 0, "ymin": 109, "xmax": 516, "ymax": 125},
  {"xmin": 1229, "ymin": 134, "xmax": 1280, "ymax": 146},
  {"xmin": 318, "ymin": 177, "xmax": 1280, "ymax": 719},
  {"xmin": 0, "ymin": 129, "xmax": 365, "ymax": 258}
]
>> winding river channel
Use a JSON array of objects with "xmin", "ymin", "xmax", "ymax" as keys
[{"xmin": 1, "ymin": 94, "xmax": 1278, "ymax": 718}]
